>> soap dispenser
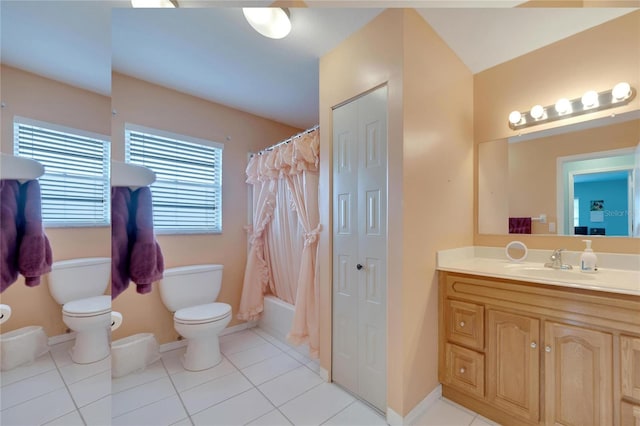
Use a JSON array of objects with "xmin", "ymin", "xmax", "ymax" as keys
[{"xmin": 580, "ymin": 240, "xmax": 598, "ymax": 273}]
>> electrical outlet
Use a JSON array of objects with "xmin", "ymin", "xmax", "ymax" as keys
[{"xmin": 549, "ymin": 222, "xmax": 556, "ymax": 233}]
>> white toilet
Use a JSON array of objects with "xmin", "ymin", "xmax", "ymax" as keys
[
  {"xmin": 48, "ymin": 257, "xmax": 111, "ymax": 364},
  {"xmin": 159, "ymin": 264, "xmax": 231, "ymax": 371}
]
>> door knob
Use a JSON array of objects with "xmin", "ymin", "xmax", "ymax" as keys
[{"xmin": 356, "ymin": 264, "xmax": 363, "ymax": 270}]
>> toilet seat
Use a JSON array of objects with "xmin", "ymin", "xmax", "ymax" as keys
[
  {"xmin": 63, "ymin": 295, "xmax": 111, "ymax": 318},
  {"xmin": 174, "ymin": 303, "xmax": 231, "ymax": 325}
]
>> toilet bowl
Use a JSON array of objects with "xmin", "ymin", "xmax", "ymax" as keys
[
  {"xmin": 62, "ymin": 295, "xmax": 111, "ymax": 364},
  {"xmin": 159, "ymin": 264, "xmax": 232, "ymax": 371},
  {"xmin": 111, "ymin": 333, "xmax": 160, "ymax": 378},
  {"xmin": 47, "ymin": 257, "xmax": 111, "ymax": 364},
  {"xmin": 0, "ymin": 326, "xmax": 49, "ymax": 371}
]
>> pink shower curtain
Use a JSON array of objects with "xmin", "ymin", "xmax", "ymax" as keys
[{"xmin": 238, "ymin": 129, "xmax": 321, "ymax": 357}]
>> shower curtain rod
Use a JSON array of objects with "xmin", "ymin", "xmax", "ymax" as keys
[{"xmin": 256, "ymin": 124, "xmax": 319, "ymax": 155}]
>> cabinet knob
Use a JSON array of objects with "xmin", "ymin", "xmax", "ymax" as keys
[
  {"xmin": 530, "ymin": 342, "xmax": 537, "ymax": 349},
  {"xmin": 356, "ymin": 264, "xmax": 363, "ymax": 270},
  {"xmin": 459, "ymin": 321, "xmax": 465, "ymax": 328},
  {"xmin": 459, "ymin": 367, "xmax": 466, "ymax": 374},
  {"xmin": 545, "ymin": 345, "xmax": 552, "ymax": 353}
]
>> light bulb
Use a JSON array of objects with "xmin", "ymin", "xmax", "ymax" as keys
[
  {"xmin": 530, "ymin": 105, "xmax": 545, "ymax": 120},
  {"xmin": 612, "ymin": 82, "xmax": 631, "ymax": 101},
  {"xmin": 243, "ymin": 8, "xmax": 291, "ymax": 39},
  {"xmin": 555, "ymin": 98, "xmax": 572, "ymax": 115},
  {"xmin": 509, "ymin": 111, "xmax": 522, "ymax": 125},
  {"xmin": 581, "ymin": 90, "xmax": 599, "ymax": 109}
]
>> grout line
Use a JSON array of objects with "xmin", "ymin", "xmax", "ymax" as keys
[
  {"xmin": 161, "ymin": 353, "xmax": 194, "ymax": 426},
  {"xmin": 110, "ymin": 376, "xmax": 174, "ymax": 419}
]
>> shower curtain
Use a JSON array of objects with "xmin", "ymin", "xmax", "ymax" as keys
[{"xmin": 238, "ymin": 129, "xmax": 321, "ymax": 358}]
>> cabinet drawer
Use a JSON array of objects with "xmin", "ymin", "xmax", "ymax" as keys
[
  {"xmin": 621, "ymin": 401, "xmax": 640, "ymax": 426},
  {"xmin": 622, "ymin": 336, "xmax": 640, "ymax": 401},
  {"xmin": 445, "ymin": 343, "xmax": 485, "ymax": 398},
  {"xmin": 446, "ymin": 300, "xmax": 484, "ymax": 350}
]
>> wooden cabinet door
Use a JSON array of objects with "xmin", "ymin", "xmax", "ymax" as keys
[
  {"xmin": 487, "ymin": 310, "xmax": 540, "ymax": 422},
  {"xmin": 621, "ymin": 336, "xmax": 640, "ymax": 401},
  {"xmin": 544, "ymin": 322, "xmax": 613, "ymax": 426}
]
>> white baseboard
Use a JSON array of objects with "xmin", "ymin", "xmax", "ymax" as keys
[
  {"xmin": 48, "ymin": 332, "xmax": 76, "ymax": 346},
  {"xmin": 386, "ymin": 384, "xmax": 442, "ymax": 426},
  {"xmin": 158, "ymin": 321, "xmax": 258, "ymax": 353}
]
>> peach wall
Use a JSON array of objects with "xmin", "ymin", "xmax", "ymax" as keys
[
  {"xmin": 320, "ymin": 9, "xmax": 473, "ymax": 416},
  {"xmin": 0, "ymin": 65, "xmax": 111, "ymax": 337},
  {"xmin": 401, "ymin": 9, "xmax": 474, "ymax": 413},
  {"xmin": 474, "ymin": 11, "xmax": 640, "ymax": 255},
  {"xmin": 110, "ymin": 73, "xmax": 300, "ymax": 344}
]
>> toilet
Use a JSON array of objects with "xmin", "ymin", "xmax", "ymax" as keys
[
  {"xmin": 159, "ymin": 264, "xmax": 231, "ymax": 371},
  {"xmin": 48, "ymin": 257, "xmax": 111, "ymax": 364}
]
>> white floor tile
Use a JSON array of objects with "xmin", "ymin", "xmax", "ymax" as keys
[
  {"xmin": 241, "ymin": 352, "xmax": 301, "ymax": 386},
  {"xmin": 470, "ymin": 415, "xmax": 501, "ymax": 426},
  {"xmin": 170, "ymin": 357, "xmax": 237, "ymax": 392},
  {"xmin": 43, "ymin": 409, "xmax": 85, "ymax": 426},
  {"xmin": 286, "ymin": 348, "xmax": 311, "ymax": 364},
  {"xmin": 0, "ymin": 353, "xmax": 56, "ymax": 387},
  {"xmin": 68, "ymin": 370, "xmax": 111, "ymax": 408},
  {"xmin": 180, "ymin": 371, "xmax": 253, "ymax": 415},
  {"xmin": 49, "ymin": 340, "xmax": 75, "ymax": 368},
  {"xmin": 58, "ymin": 356, "xmax": 110, "ymax": 385},
  {"xmin": 323, "ymin": 400, "xmax": 387, "ymax": 426},
  {"xmin": 247, "ymin": 409, "xmax": 293, "ymax": 426},
  {"xmin": 306, "ymin": 359, "xmax": 321, "ymax": 374},
  {"xmin": 280, "ymin": 382, "xmax": 355, "ymax": 426},
  {"xmin": 112, "ymin": 376, "xmax": 177, "ymax": 418},
  {"xmin": 79, "ymin": 395, "xmax": 111, "ymax": 426},
  {"xmin": 0, "ymin": 388, "xmax": 76, "ymax": 426},
  {"xmin": 0, "ymin": 369, "xmax": 66, "ymax": 410},
  {"xmin": 411, "ymin": 399, "xmax": 476, "ymax": 426},
  {"xmin": 225, "ymin": 342, "xmax": 283, "ymax": 369},
  {"xmin": 191, "ymin": 388, "xmax": 273, "ymax": 426},
  {"xmin": 161, "ymin": 348, "xmax": 187, "ymax": 375},
  {"xmin": 112, "ymin": 395, "xmax": 188, "ymax": 426},
  {"xmin": 170, "ymin": 417, "xmax": 194, "ymax": 426},
  {"xmin": 253, "ymin": 328, "xmax": 291, "ymax": 351},
  {"xmin": 258, "ymin": 366, "xmax": 323, "ymax": 407},
  {"xmin": 220, "ymin": 330, "xmax": 268, "ymax": 355},
  {"xmin": 112, "ymin": 360, "xmax": 168, "ymax": 393}
]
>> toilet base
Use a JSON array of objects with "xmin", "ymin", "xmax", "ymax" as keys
[
  {"xmin": 183, "ymin": 337, "xmax": 223, "ymax": 371},
  {"xmin": 71, "ymin": 327, "xmax": 110, "ymax": 364}
]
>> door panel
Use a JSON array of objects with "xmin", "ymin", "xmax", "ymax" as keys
[{"xmin": 333, "ymin": 86, "xmax": 387, "ymax": 411}]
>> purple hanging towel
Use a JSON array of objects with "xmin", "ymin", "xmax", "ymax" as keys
[{"xmin": 509, "ymin": 217, "xmax": 532, "ymax": 234}]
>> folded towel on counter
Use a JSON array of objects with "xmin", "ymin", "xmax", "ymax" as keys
[
  {"xmin": 111, "ymin": 186, "xmax": 164, "ymax": 299},
  {"xmin": 509, "ymin": 217, "xmax": 532, "ymax": 234},
  {"xmin": 1, "ymin": 179, "xmax": 52, "ymax": 292}
]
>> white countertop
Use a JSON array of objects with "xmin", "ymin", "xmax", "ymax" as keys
[{"xmin": 437, "ymin": 246, "xmax": 640, "ymax": 297}]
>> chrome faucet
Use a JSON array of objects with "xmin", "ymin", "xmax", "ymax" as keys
[{"xmin": 544, "ymin": 249, "xmax": 573, "ymax": 270}]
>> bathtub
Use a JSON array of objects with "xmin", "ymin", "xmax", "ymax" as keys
[{"xmin": 259, "ymin": 295, "xmax": 294, "ymax": 344}]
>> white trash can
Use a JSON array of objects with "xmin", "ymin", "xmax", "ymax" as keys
[
  {"xmin": 111, "ymin": 333, "xmax": 160, "ymax": 378},
  {"xmin": 0, "ymin": 326, "xmax": 49, "ymax": 371}
]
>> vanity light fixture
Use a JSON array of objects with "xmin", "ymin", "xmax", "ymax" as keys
[
  {"xmin": 243, "ymin": 8, "xmax": 291, "ymax": 40},
  {"xmin": 508, "ymin": 81, "xmax": 636, "ymax": 130},
  {"xmin": 131, "ymin": 0, "xmax": 177, "ymax": 7}
]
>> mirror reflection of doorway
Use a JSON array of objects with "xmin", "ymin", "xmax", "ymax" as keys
[
  {"xmin": 558, "ymin": 148, "xmax": 635, "ymax": 236},
  {"xmin": 572, "ymin": 170, "xmax": 632, "ymax": 236}
]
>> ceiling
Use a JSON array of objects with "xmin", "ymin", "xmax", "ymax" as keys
[{"xmin": 1, "ymin": 1, "xmax": 636, "ymax": 129}]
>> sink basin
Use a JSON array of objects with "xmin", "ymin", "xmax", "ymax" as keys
[{"xmin": 514, "ymin": 267, "xmax": 596, "ymax": 281}]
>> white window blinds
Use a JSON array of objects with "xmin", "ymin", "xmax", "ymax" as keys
[
  {"xmin": 125, "ymin": 125, "xmax": 223, "ymax": 234},
  {"xmin": 13, "ymin": 118, "xmax": 110, "ymax": 227}
]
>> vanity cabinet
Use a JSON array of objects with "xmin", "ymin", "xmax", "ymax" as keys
[{"xmin": 438, "ymin": 272, "xmax": 640, "ymax": 426}]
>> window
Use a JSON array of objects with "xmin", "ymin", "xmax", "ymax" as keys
[
  {"xmin": 125, "ymin": 124, "xmax": 223, "ymax": 234},
  {"xmin": 14, "ymin": 118, "xmax": 110, "ymax": 227}
]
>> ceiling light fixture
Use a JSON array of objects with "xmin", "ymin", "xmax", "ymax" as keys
[
  {"xmin": 508, "ymin": 82, "xmax": 636, "ymax": 130},
  {"xmin": 243, "ymin": 8, "xmax": 291, "ymax": 40},
  {"xmin": 131, "ymin": 0, "xmax": 177, "ymax": 7}
]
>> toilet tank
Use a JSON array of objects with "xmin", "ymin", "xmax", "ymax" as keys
[
  {"xmin": 48, "ymin": 257, "xmax": 111, "ymax": 305},
  {"xmin": 159, "ymin": 264, "xmax": 223, "ymax": 312}
]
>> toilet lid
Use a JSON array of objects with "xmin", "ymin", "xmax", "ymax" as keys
[
  {"xmin": 63, "ymin": 295, "xmax": 111, "ymax": 317},
  {"xmin": 174, "ymin": 303, "xmax": 231, "ymax": 324}
]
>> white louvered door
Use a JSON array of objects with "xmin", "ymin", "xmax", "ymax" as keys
[{"xmin": 332, "ymin": 86, "xmax": 387, "ymax": 411}]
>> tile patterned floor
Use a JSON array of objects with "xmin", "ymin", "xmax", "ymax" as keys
[{"xmin": 1, "ymin": 327, "xmax": 500, "ymax": 425}]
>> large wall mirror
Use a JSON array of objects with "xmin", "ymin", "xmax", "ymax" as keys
[{"xmin": 478, "ymin": 110, "xmax": 640, "ymax": 238}]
